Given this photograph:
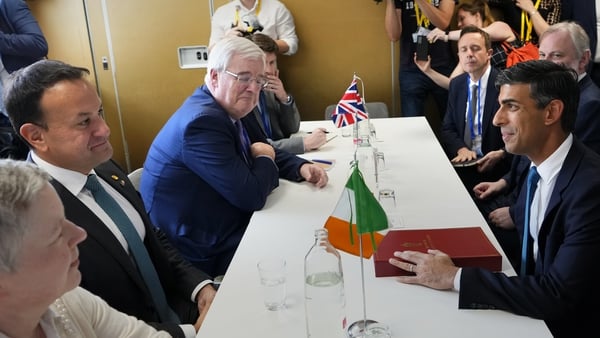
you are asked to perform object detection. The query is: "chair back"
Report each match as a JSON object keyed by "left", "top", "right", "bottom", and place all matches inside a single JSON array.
[
  {"left": 128, "top": 167, "right": 143, "bottom": 191},
  {"left": 324, "top": 102, "right": 389, "bottom": 120}
]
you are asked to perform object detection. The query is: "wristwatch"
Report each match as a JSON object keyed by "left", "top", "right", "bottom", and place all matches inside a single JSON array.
[{"left": 283, "top": 94, "right": 293, "bottom": 105}]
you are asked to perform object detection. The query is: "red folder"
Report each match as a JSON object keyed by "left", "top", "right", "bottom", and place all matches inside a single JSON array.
[{"left": 373, "top": 227, "right": 502, "bottom": 277}]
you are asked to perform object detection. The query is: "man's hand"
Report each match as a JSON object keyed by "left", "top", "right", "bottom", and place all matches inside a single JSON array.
[
  {"left": 299, "top": 163, "right": 328, "bottom": 188},
  {"left": 476, "top": 149, "right": 504, "bottom": 173},
  {"left": 451, "top": 147, "right": 477, "bottom": 163},
  {"left": 250, "top": 142, "right": 275, "bottom": 160},
  {"left": 303, "top": 128, "right": 327, "bottom": 151},
  {"left": 414, "top": 54, "right": 433, "bottom": 75},
  {"left": 194, "top": 284, "right": 217, "bottom": 332},
  {"left": 389, "top": 249, "right": 459, "bottom": 290},
  {"left": 264, "top": 71, "right": 288, "bottom": 103},
  {"left": 473, "top": 179, "right": 507, "bottom": 200},
  {"left": 488, "top": 207, "right": 515, "bottom": 230}
]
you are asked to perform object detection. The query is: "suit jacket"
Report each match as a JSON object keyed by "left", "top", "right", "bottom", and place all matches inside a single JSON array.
[
  {"left": 574, "top": 74, "right": 600, "bottom": 154},
  {"left": 50, "top": 160, "right": 210, "bottom": 338},
  {"left": 441, "top": 67, "right": 510, "bottom": 186},
  {"left": 441, "top": 67, "right": 504, "bottom": 158},
  {"left": 561, "top": 0, "right": 597, "bottom": 75},
  {"left": 460, "top": 139, "right": 600, "bottom": 337},
  {"left": 0, "top": 0, "right": 48, "bottom": 73},
  {"left": 252, "top": 90, "right": 303, "bottom": 154},
  {"left": 141, "top": 85, "right": 308, "bottom": 277}
]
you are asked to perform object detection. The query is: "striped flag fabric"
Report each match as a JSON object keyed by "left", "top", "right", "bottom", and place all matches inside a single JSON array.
[
  {"left": 331, "top": 77, "right": 368, "bottom": 128},
  {"left": 324, "top": 165, "right": 388, "bottom": 257}
]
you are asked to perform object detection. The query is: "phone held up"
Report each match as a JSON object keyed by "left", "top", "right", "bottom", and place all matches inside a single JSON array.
[{"left": 416, "top": 35, "right": 429, "bottom": 61}]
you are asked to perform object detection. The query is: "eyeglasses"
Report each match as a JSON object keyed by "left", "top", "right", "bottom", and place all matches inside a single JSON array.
[{"left": 224, "top": 70, "right": 268, "bottom": 89}]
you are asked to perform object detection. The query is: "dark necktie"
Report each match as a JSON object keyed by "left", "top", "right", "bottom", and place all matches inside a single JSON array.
[
  {"left": 520, "top": 166, "right": 540, "bottom": 276},
  {"left": 258, "top": 92, "right": 272, "bottom": 138},
  {"left": 464, "top": 83, "right": 478, "bottom": 149},
  {"left": 84, "top": 174, "right": 180, "bottom": 323},
  {"left": 235, "top": 120, "right": 251, "bottom": 164}
]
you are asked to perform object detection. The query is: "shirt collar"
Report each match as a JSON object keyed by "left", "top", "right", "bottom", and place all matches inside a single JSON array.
[
  {"left": 469, "top": 64, "right": 491, "bottom": 89},
  {"left": 31, "top": 152, "right": 94, "bottom": 196},
  {"left": 533, "top": 134, "right": 573, "bottom": 184}
]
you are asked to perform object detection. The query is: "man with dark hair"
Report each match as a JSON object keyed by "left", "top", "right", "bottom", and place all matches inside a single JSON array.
[
  {"left": 390, "top": 60, "right": 600, "bottom": 337},
  {"left": 473, "top": 21, "right": 600, "bottom": 267},
  {"left": 5, "top": 59, "right": 215, "bottom": 338},
  {"left": 246, "top": 33, "right": 326, "bottom": 154},
  {"left": 441, "top": 26, "right": 509, "bottom": 193}
]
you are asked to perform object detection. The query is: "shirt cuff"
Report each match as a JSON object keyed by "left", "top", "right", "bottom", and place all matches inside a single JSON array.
[
  {"left": 180, "top": 324, "right": 197, "bottom": 338},
  {"left": 190, "top": 280, "right": 214, "bottom": 302},
  {"left": 453, "top": 268, "right": 462, "bottom": 291}
]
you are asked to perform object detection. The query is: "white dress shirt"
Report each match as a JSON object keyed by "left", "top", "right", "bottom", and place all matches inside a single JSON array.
[
  {"left": 209, "top": 0, "right": 299, "bottom": 55},
  {"left": 31, "top": 153, "right": 206, "bottom": 338}
]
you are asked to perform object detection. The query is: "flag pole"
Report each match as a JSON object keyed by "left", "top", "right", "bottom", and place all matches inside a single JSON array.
[{"left": 359, "top": 230, "right": 369, "bottom": 332}]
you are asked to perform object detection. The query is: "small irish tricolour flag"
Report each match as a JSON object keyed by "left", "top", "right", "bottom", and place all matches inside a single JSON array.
[{"left": 324, "top": 164, "right": 388, "bottom": 258}]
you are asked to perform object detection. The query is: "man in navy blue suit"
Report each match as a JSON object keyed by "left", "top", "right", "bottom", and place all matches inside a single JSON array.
[
  {"left": 140, "top": 36, "right": 328, "bottom": 277},
  {"left": 440, "top": 26, "right": 510, "bottom": 193},
  {"left": 473, "top": 21, "right": 600, "bottom": 267},
  {"left": 561, "top": 0, "right": 600, "bottom": 87},
  {"left": 389, "top": 60, "right": 600, "bottom": 337}
]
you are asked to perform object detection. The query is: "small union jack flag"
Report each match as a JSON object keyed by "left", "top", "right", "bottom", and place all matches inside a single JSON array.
[{"left": 331, "top": 78, "right": 368, "bottom": 128}]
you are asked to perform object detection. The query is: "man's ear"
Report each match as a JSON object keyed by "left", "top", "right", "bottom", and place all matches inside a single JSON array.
[
  {"left": 544, "top": 99, "right": 564, "bottom": 126},
  {"left": 209, "top": 69, "right": 219, "bottom": 88},
  {"left": 19, "top": 123, "right": 47, "bottom": 152}
]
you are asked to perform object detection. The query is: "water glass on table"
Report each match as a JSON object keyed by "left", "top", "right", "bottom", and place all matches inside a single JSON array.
[{"left": 257, "top": 257, "right": 287, "bottom": 310}]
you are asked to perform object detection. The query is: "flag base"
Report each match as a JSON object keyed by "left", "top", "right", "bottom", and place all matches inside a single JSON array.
[{"left": 347, "top": 319, "right": 391, "bottom": 338}]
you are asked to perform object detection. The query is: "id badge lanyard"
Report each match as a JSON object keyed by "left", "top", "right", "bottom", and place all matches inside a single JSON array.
[{"left": 233, "top": 0, "right": 262, "bottom": 27}]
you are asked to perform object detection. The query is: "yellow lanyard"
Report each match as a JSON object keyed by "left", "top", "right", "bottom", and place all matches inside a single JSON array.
[
  {"left": 415, "top": 1, "right": 431, "bottom": 28},
  {"left": 521, "top": 0, "right": 541, "bottom": 42},
  {"left": 233, "top": 0, "right": 262, "bottom": 27}
]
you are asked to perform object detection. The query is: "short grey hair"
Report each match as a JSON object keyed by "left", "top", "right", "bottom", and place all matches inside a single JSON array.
[
  {"left": 0, "top": 159, "right": 50, "bottom": 273},
  {"left": 205, "top": 36, "right": 266, "bottom": 84},
  {"left": 540, "top": 21, "right": 590, "bottom": 61}
]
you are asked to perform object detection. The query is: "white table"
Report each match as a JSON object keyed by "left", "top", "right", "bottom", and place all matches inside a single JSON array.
[{"left": 196, "top": 117, "right": 551, "bottom": 338}]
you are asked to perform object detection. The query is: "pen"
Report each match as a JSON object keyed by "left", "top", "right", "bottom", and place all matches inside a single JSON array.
[
  {"left": 307, "top": 130, "right": 330, "bottom": 134},
  {"left": 311, "top": 159, "right": 333, "bottom": 165}
]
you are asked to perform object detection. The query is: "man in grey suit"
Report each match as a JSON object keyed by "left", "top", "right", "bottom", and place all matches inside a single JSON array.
[
  {"left": 247, "top": 33, "right": 327, "bottom": 154},
  {"left": 4, "top": 59, "right": 216, "bottom": 338}
]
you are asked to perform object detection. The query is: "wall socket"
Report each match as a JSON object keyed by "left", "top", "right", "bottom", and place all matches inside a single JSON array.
[{"left": 178, "top": 45, "right": 208, "bottom": 69}]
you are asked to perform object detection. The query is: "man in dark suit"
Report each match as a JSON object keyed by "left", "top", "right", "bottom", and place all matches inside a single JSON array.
[
  {"left": 473, "top": 21, "right": 600, "bottom": 267},
  {"left": 4, "top": 59, "right": 216, "bottom": 338},
  {"left": 140, "top": 36, "right": 328, "bottom": 278},
  {"left": 389, "top": 60, "right": 600, "bottom": 337},
  {"left": 441, "top": 26, "right": 510, "bottom": 192},
  {"left": 561, "top": 0, "right": 600, "bottom": 87}
]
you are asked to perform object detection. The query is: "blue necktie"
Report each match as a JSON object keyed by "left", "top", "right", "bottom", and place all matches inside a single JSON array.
[
  {"left": 235, "top": 120, "right": 251, "bottom": 164},
  {"left": 258, "top": 92, "right": 272, "bottom": 138},
  {"left": 85, "top": 174, "right": 180, "bottom": 323},
  {"left": 520, "top": 166, "right": 540, "bottom": 276}
]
